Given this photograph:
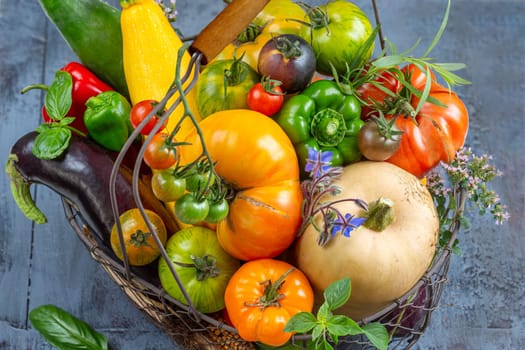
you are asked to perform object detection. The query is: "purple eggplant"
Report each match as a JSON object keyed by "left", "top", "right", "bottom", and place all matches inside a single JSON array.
[{"left": 6, "top": 131, "right": 177, "bottom": 245}]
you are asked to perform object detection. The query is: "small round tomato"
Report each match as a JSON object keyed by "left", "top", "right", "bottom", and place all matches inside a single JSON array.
[
  {"left": 224, "top": 259, "right": 314, "bottom": 347},
  {"left": 110, "top": 208, "right": 167, "bottom": 266},
  {"left": 158, "top": 226, "right": 240, "bottom": 313},
  {"left": 247, "top": 77, "right": 284, "bottom": 116},
  {"left": 143, "top": 133, "right": 178, "bottom": 170},
  {"left": 258, "top": 34, "right": 316, "bottom": 94},
  {"left": 130, "top": 100, "right": 166, "bottom": 135},
  {"left": 358, "top": 117, "right": 403, "bottom": 161},
  {"left": 174, "top": 193, "right": 209, "bottom": 224},
  {"left": 151, "top": 170, "right": 186, "bottom": 202},
  {"left": 186, "top": 171, "right": 215, "bottom": 193},
  {"left": 204, "top": 198, "right": 229, "bottom": 224}
]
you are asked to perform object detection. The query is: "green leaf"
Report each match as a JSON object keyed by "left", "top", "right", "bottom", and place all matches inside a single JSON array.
[
  {"left": 361, "top": 322, "right": 389, "bottom": 350},
  {"left": 32, "top": 127, "right": 72, "bottom": 160},
  {"left": 371, "top": 55, "right": 405, "bottom": 69},
  {"left": 326, "top": 315, "right": 362, "bottom": 336},
  {"left": 45, "top": 70, "right": 73, "bottom": 121},
  {"left": 59, "top": 116, "right": 76, "bottom": 126},
  {"left": 323, "top": 278, "right": 351, "bottom": 310},
  {"left": 284, "top": 312, "right": 318, "bottom": 333},
  {"left": 414, "top": 66, "right": 433, "bottom": 115},
  {"left": 422, "top": 0, "right": 451, "bottom": 57},
  {"left": 433, "top": 62, "right": 467, "bottom": 72},
  {"left": 29, "top": 304, "right": 108, "bottom": 350},
  {"left": 311, "top": 324, "right": 325, "bottom": 342},
  {"left": 316, "top": 302, "right": 332, "bottom": 321}
]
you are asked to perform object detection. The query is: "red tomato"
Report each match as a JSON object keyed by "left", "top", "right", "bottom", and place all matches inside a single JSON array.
[
  {"left": 143, "top": 133, "right": 178, "bottom": 170},
  {"left": 130, "top": 99, "right": 166, "bottom": 135},
  {"left": 247, "top": 80, "right": 284, "bottom": 116}
]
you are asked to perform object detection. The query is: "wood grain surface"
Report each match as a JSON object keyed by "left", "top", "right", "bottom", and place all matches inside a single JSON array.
[{"left": 1, "top": 0, "right": 523, "bottom": 349}]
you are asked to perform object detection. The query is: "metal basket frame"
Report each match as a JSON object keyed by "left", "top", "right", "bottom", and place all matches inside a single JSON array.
[{"left": 61, "top": 0, "right": 467, "bottom": 348}]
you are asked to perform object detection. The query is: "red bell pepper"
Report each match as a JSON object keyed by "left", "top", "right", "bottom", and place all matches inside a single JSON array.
[{"left": 24, "top": 62, "right": 114, "bottom": 134}]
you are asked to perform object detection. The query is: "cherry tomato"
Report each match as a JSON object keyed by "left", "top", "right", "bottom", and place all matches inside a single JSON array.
[
  {"left": 247, "top": 78, "right": 284, "bottom": 117},
  {"left": 358, "top": 117, "right": 402, "bottom": 161},
  {"left": 186, "top": 171, "right": 215, "bottom": 193},
  {"left": 143, "top": 133, "right": 178, "bottom": 170},
  {"left": 205, "top": 198, "right": 229, "bottom": 224},
  {"left": 151, "top": 170, "right": 186, "bottom": 202},
  {"left": 130, "top": 100, "right": 167, "bottom": 135},
  {"left": 174, "top": 193, "right": 210, "bottom": 224}
]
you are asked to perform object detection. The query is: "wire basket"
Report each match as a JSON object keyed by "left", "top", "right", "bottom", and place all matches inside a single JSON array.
[{"left": 60, "top": 0, "right": 467, "bottom": 349}]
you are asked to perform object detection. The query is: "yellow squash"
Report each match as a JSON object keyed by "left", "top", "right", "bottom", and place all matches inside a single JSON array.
[{"left": 120, "top": 0, "right": 200, "bottom": 139}]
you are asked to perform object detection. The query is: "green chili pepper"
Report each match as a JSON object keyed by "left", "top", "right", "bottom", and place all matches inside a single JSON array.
[
  {"left": 275, "top": 79, "right": 364, "bottom": 177},
  {"left": 84, "top": 91, "right": 132, "bottom": 151}
]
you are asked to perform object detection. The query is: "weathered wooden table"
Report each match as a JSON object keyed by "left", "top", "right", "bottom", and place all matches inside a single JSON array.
[{"left": 1, "top": 0, "right": 523, "bottom": 349}]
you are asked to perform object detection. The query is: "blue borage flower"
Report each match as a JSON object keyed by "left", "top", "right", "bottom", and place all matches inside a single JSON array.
[
  {"left": 330, "top": 213, "right": 367, "bottom": 238},
  {"left": 305, "top": 147, "right": 333, "bottom": 178},
  {"left": 299, "top": 146, "right": 368, "bottom": 245}
]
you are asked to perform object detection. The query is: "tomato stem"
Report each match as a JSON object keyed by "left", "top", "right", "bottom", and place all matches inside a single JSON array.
[
  {"left": 173, "top": 254, "right": 221, "bottom": 281},
  {"left": 129, "top": 229, "right": 153, "bottom": 247},
  {"left": 245, "top": 268, "right": 295, "bottom": 309},
  {"left": 273, "top": 36, "right": 302, "bottom": 59}
]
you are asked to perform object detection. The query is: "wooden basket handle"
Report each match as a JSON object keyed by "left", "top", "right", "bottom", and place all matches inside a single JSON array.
[{"left": 190, "top": 0, "right": 270, "bottom": 64}]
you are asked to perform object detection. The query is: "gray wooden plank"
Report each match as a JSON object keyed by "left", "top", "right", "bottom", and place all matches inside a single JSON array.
[
  {"left": 1, "top": 0, "right": 523, "bottom": 349},
  {"left": 0, "top": 0, "right": 47, "bottom": 330}
]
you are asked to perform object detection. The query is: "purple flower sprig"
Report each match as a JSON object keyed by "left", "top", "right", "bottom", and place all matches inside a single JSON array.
[
  {"left": 298, "top": 147, "right": 368, "bottom": 246},
  {"left": 426, "top": 147, "right": 509, "bottom": 252},
  {"left": 155, "top": 0, "right": 177, "bottom": 22}
]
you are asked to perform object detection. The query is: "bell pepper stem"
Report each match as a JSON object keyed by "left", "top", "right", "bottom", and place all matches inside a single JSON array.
[{"left": 20, "top": 83, "right": 49, "bottom": 94}]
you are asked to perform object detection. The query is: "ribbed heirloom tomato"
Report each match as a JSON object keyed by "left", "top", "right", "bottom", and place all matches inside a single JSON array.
[
  {"left": 358, "top": 64, "right": 469, "bottom": 177},
  {"left": 224, "top": 259, "right": 314, "bottom": 346},
  {"left": 179, "top": 109, "right": 302, "bottom": 261}
]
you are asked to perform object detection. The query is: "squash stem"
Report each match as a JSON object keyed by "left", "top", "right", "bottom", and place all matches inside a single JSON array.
[{"left": 363, "top": 197, "right": 395, "bottom": 232}]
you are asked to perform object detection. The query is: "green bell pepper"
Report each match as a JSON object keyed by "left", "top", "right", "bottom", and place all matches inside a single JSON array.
[
  {"left": 84, "top": 91, "right": 132, "bottom": 151},
  {"left": 275, "top": 79, "right": 364, "bottom": 177}
]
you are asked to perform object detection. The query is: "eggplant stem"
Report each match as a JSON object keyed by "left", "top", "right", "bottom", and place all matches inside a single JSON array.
[{"left": 5, "top": 154, "right": 47, "bottom": 224}]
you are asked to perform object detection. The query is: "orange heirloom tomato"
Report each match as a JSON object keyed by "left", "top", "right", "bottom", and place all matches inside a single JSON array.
[
  {"left": 110, "top": 208, "right": 167, "bottom": 266},
  {"left": 224, "top": 259, "right": 314, "bottom": 346},
  {"left": 180, "top": 109, "right": 302, "bottom": 261}
]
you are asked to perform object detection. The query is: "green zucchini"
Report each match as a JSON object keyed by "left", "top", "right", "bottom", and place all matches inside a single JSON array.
[{"left": 38, "top": 0, "right": 129, "bottom": 98}]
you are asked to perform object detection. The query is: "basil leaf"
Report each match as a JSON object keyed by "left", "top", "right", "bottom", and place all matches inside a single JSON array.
[
  {"left": 45, "top": 70, "right": 73, "bottom": 121},
  {"left": 326, "top": 315, "right": 361, "bottom": 336},
  {"left": 32, "top": 127, "right": 72, "bottom": 160},
  {"left": 29, "top": 304, "right": 108, "bottom": 350},
  {"left": 59, "top": 116, "right": 76, "bottom": 126},
  {"left": 284, "top": 311, "right": 318, "bottom": 333},
  {"left": 323, "top": 277, "right": 351, "bottom": 310},
  {"left": 361, "top": 322, "right": 389, "bottom": 350}
]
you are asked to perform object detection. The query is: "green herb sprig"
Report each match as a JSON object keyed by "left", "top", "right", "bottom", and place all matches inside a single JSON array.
[{"left": 284, "top": 278, "right": 388, "bottom": 350}]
